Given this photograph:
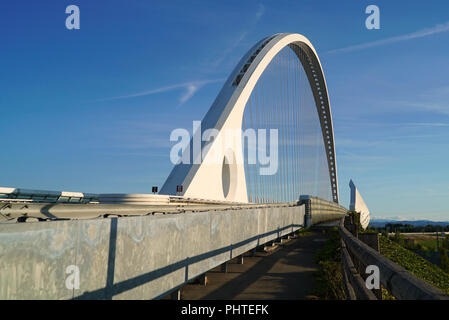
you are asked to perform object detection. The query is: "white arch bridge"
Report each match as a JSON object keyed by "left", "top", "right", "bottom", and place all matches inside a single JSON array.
[
  {"left": 161, "top": 33, "right": 339, "bottom": 204},
  {"left": 0, "top": 34, "right": 349, "bottom": 300}
]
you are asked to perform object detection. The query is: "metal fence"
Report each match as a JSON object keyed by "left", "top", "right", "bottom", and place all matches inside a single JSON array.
[{"left": 340, "top": 216, "right": 449, "bottom": 300}]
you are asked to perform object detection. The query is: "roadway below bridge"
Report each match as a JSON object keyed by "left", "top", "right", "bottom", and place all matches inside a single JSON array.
[{"left": 178, "top": 231, "right": 328, "bottom": 300}]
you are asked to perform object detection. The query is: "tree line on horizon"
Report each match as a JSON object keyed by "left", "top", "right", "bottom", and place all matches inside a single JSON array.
[{"left": 371, "top": 223, "right": 449, "bottom": 234}]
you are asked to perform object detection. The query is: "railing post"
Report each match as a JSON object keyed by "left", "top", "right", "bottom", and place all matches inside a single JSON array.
[
  {"left": 299, "top": 195, "right": 312, "bottom": 227},
  {"left": 221, "top": 262, "right": 228, "bottom": 273},
  {"left": 198, "top": 273, "right": 208, "bottom": 286},
  {"left": 170, "top": 288, "right": 181, "bottom": 300}
]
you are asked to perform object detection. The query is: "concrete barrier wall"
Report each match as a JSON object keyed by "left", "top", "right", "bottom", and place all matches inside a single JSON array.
[
  {"left": 300, "top": 196, "right": 347, "bottom": 226},
  {"left": 0, "top": 204, "right": 304, "bottom": 300}
]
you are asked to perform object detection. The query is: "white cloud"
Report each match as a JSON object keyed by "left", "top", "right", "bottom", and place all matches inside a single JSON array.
[
  {"left": 97, "top": 78, "right": 224, "bottom": 104},
  {"left": 371, "top": 215, "right": 449, "bottom": 222},
  {"left": 255, "top": 3, "right": 265, "bottom": 20},
  {"left": 386, "top": 85, "right": 449, "bottom": 116},
  {"left": 406, "top": 102, "right": 449, "bottom": 116},
  {"left": 371, "top": 216, "right": 425, "bottom": 221},
  {"left": 211, "top": 4, "right": 265, "bottom": 68},
  {"left": 402, "top": 122, "right": 449, "bottom": 127},
  {"left": 179, "top": 83, "right": 198, "bottom": 104},
  {"left": 328, "top": 21, "right": 449, "bottom": 54}
]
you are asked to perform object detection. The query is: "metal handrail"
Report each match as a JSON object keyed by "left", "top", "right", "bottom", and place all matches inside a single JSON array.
[
  {"left": 0, "top": 201, "right": 302, "bottom": 223},
  {"left": 339, "top": 218, "right": 449, "bottom": 300}
]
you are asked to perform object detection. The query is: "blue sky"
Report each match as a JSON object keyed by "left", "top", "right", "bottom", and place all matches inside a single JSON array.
[{"left": 1, "top": 1, "right": 449, "bottom": 220}]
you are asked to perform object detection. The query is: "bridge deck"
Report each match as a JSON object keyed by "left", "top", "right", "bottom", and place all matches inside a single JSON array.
[{"left": 180, "top": 231, "right": 327, "bottom": 300}]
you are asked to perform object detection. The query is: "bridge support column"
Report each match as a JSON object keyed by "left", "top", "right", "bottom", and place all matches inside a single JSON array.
[
  {"left": 198, "top": 273, "right": 208, "bottom": 286},
  {"left": 301, "top": 197, "right": 312, "bottom": 228},
  {"left": 237, "top": 255, "right": 244, "bottom": 265},
  {"left": 170, "top": 288, "right": 181, "bottom": 300},
  {"left": 221, "top": 262, "right": 228, "bottom": 273}
]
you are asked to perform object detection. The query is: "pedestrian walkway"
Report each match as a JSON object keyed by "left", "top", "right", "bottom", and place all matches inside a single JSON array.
[{"left": 181, "top": 231, "right": 328, "bottom": 300}]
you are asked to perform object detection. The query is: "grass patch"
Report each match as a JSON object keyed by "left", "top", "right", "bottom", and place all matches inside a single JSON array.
[
  {"left": 380, "top": 235, "right": 449, "bottom": 294},
  {"left": 414, "top": 239, "right": 438, "bottom": 251},
  {"left": 296, "top": 228, "right": 312, "bottom": 237},
  {"left": 312, "top": 228, "right": 346, "bottom": 300}
]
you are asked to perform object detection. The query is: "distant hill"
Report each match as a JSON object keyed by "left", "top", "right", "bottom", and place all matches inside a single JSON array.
[{"left": 369, "top": 219, "right": 449, "bottom": 228}]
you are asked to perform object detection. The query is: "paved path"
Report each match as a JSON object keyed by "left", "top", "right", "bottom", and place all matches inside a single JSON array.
[{"left": 181, "top": 231, "right": 328, "bottom": 300}]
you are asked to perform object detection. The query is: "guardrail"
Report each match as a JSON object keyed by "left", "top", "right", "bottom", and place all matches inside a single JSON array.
[
  {"left": 339, "top": 216, "right": 449, "bottom": 300},
  {"left": 0, "top": 187, "right": 98, "bottom": 203},
  {"left": 1, "top": 194, "right": 346, "bottom": 224},
  {"left": 0, "top": 201, "right": 299, "bottom": 223},
  {"left": 0, "top": 195, "right": 350, "bottom": 299},
  {"left": 299, "top": 195, "right": 347, "bottom": 227},
  {"left": 0, "top": 186, "right": 251, "bottom": 206},
  {"left": 0, "top": 201, "right": 306, "bottom": 299}
]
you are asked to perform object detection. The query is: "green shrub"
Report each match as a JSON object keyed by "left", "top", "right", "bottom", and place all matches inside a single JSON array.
[
  {"left": 380, "top": 236, "right": 449, "bottom": 294},
  {"left": 312, "top": 228, "right": 346, "bottom": 300},
  {"left": 392, "top": 231, "right": 405, "bottom": 246},
  {"left": 296, "top": 228, "right": 311, "bottom": 237}
]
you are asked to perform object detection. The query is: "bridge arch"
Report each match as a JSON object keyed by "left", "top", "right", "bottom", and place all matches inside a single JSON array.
[{"left": 161, "top": 33, "right": 339, "bottom": 203}]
